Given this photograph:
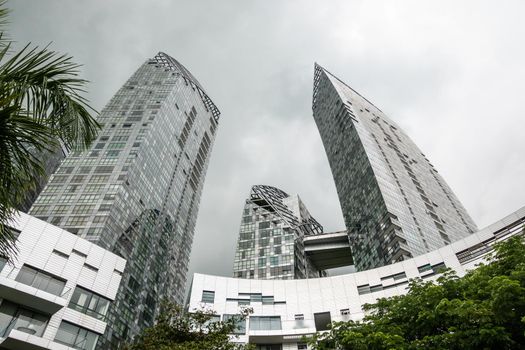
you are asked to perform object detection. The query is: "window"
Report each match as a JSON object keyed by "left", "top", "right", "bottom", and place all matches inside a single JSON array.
[
  {"left": 99, "top": 204, "right": 111, "bottom": 211},
  {"left": 262, "top": 296, "right": 274, "bottom": 305},
  {"left": 73, "top": 205, "right": 95, "bottom": 214},
  {"left": 69, "top": 286, "right": 110, "bottom": 320},
  {"left": 250, "top": 294, "right": 262, "bottom": 303},
  {"left": 71, "top": 175, "right": 86, "bottom": 183},
  {"left": 105, "top": 150, "right": 121, "bottom": 157},
  {"left": 51, "top": 216, "right": 63, "bottom": 225},
  {"left": 204, "top": 315, "right": 220, "bottom": 326},
  {"left": 418, "top": 264, "right": 432, "bottom": 273},
  {"left": 94, "top": 166, "right": 114, "bottom": 173},
  {"left": 340, "top": 309, "right": 350, "bottom": 315},
  {"left": 223, "top": 314, "right": 246, "bottom": 334},
  {"left": 0, "top": 301, "right": 48, "bottom": 337},
  {"left": 108, "top": 142, "right": 125, "bottom": 150},
  {"left": 201, "top": 290, "right": 215, "bottom": 303},
  {"left": 66, "top": 216, "right": 88, "bottom": 226},
  {"left": 259, "top": 222, "right": 270, "bottom": 229},
  {"left": 314, "top": 312, "right": 331, "bottom": 331},
  {"left": 249, "top": 316, "right": 281, "bottom": 331},
  {"left": 357, "top": 284, "right": 371, "bottom": 295},
  {"left": 370, "top": 285, "right": 383, "bottom": 293},
  {"left": 78, "top": 166, "right": 92, "bottom": 174},
  {"left": 57, "top": 166, "right": 74, "bottom": 174},
  {"left": 259, "top": 238, "right": 270, "bottom": 246},
  {"left": 84, "top": 264, "right": 98, "bottom": 272},
  {"left": 93, "top": 216, "right": 107, "bottom": 224},
  {"left": 256, "top": 346, "right": 282, "bottom": 350},
  {"left": 54, "top": 321, "right": 98, "bottom": 350},
  {"left": 15, "top": 265, "right": 66, "bottom": 296},
  {"left": 52, "top": 250, "right": 69, "bottom": 259},
  {"left": 432, "top": 262, "right": 447, "bottom": 273},
  {"left": 90, "top": 175, "right": 109, "bottom": 183}
]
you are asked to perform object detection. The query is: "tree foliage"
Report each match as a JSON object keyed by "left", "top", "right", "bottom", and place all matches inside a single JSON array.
[
  {"left": 126, "top": 302, "right": 255, "bottom": 350},
  {"left": 308, "top": 236, "right": 525, "bottom": 350},
  {"left": 0, "top": 0, "right": 99, "bottom": 259}
]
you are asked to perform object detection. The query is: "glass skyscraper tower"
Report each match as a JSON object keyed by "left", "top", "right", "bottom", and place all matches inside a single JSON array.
[
  {"left": 29, "top": 52, "right": 220, "bottom": 347},
  {"left": 312, "top": 64, "right": 477, "bottom": 271},
  {"left": 233, "top": 185, "right": 326, "bottom": 280}
]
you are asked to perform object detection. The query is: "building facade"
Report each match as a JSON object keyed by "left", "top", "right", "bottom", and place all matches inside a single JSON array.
[
  {"left": 188, "top": 207, "right": 525, "bottom": 350},
  {"left": 233, "top": 185, "right": 325, "bottom": 280},
  {"left": 312, "top": 64, "right": 477, "bottom": 270},
  {"left": 0, "top": 212, "right": 125, "bottom": 350},
  {"left": 17, "top": 145, "right": 66, "bottom": 213},
  {"left": 29, "top": 52, "right": 220, "bottom": 347}
]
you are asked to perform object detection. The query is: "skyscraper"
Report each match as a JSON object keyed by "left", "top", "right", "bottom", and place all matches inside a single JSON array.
[
  {"left": 29, "top": 52, "right": 220, "bottom": 347},
  {"left": 233, "top": 185, "right": 326, "bottom": 280},
  {"left": 17, "top": 145, "right": 66, "bottom": 212},
  {"left": 312, "top": 64, "right": 477, "bottom": 270}
]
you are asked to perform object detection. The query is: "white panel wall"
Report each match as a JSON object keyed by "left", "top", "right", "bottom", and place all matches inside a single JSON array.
[
  {"left": 0, "top": 213, "right": 126, "bottom": 348},
  {"left": 188, "top": 206, "right": 525, "bottom": 348}
]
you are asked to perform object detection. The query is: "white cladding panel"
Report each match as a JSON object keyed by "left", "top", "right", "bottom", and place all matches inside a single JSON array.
[{"left": 0, "top": 212, "right": 126, "bottom": 349}]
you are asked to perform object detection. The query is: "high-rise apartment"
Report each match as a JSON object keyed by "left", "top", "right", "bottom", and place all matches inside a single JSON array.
[
  {"left": 233, "top": 185, "right": 326, "bottom": 280},
  {"left": 17, "top": 146, "right": 66, "bottom": 212},
  {"left": 312, "top": 64, "right": 477, "bottom": 270},
  {"left": 29, "top": 52, "right": 220, "bottom": 347}
]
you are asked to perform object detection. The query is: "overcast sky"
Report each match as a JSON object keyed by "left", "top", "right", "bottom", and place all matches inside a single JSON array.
[{"left": 10, "top": 1, "right": 525, "bottom": 286}]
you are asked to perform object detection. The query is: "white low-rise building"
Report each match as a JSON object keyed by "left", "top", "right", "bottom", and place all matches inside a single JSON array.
[
  {"left": 188, "top": 206, "right": 525, "bottom": 350},
  {"left": 0, "top": 212, "right": 126, "bottom": 350}
]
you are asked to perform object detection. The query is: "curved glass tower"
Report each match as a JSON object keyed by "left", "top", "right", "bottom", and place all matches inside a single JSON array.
[
  {"left": 233, "top": 185, "right": 326, "bottom": 280},
  {"left": 312, "top": 64, "right": 477, "bottom": 270},
  {"left": 30, "top": 52, "right": 219, "bottom": 347}
]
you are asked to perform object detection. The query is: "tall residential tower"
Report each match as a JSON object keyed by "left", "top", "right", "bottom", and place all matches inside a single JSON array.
[
  {"left": 233, "top": 185, "right": 326, "bottom": 280},
  {"left": 312, "top": 64, "right": 477, "bottom": 270},
  {"left": 29, "top": 52, "right": 220, "bottom": 347}
]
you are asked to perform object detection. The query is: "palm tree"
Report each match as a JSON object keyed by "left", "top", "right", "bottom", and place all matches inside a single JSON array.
[{"left": 0, "top": 1, "right": 99, "bottom": 260}]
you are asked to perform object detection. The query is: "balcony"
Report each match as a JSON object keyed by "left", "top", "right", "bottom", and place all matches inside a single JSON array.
[
  {"left": 0, "top": 267, "right": 68, "bottom": 315},
  {"left": 0, "top": 301, "right": 51, "bottom": 350},
  {"left": 0, "top": 329, "right": 52, "bottom": 350}
]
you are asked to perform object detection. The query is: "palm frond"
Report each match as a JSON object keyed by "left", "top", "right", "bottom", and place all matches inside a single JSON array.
[
  {"left": 0, "top": 98, "right": 56, "bottom": 260},
  {"left": 0, "top": 43, "right": 100, "bottom": 150}
]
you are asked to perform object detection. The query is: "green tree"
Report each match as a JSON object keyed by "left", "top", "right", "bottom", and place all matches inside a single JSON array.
[
  {"left": 308, "top": 236, "right": 525, "bottom": 350},
  {"left": 0, "top": 0, "right": 99, "bottom": 259},
  {"left": 125, "top": 302, "right": 255, "bottom": 350}
]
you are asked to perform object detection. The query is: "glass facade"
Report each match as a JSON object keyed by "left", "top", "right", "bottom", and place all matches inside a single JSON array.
[
  {"left": 54, "top": 321, "right": 98, "bottom": 350},
  {"left": 233, "top": 185, "right": 326, "bottom": 280},
  {"left": 312, "top": 64, "right": 477, "bottom": 270},
  {"left": 29, "top": 52, "right": 219, "bottom": 347},
  {"left": 249, "top": 316, "right": 282, "bottom": 331},
  {"left": 68, "top": 286, "right": 111, "bottom": 320},
  {"left": 15, "top": 265, "right": 66, "bottom": 296}
]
